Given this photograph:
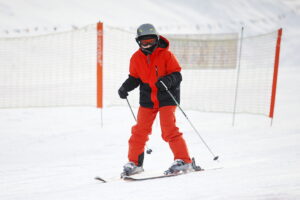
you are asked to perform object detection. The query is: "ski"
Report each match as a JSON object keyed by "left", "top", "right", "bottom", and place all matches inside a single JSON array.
[
  {"left": 94, "top": 170, "right": 196, "bottom": 183},
  {"left": 122, "top": 167, "right": 223, "bottom": 182},
  {"left": 122, "top": 168, "right": 203, "bottom": 181},
  {"left": 95, "top": 158, "right": 221, "bottom": 183},
  {"left": 95, "top": 167, "right": 222, "bottom": 183}
]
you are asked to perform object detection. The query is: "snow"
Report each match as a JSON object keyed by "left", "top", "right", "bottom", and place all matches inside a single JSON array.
[
  {"left": 0, "top": 70, "right": 299, "bottom": 200},
  {"left": 0, "top": 0, "right": 300, "bottom": 199}
]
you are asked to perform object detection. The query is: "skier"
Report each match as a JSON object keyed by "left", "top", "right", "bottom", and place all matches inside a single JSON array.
[{"left": 118, "top": 23, "right": 193, "bottom": 176}]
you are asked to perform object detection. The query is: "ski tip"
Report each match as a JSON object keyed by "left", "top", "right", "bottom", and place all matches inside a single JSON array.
[{"left": 94, "top": 176, "right": 107, "bottom": 183}]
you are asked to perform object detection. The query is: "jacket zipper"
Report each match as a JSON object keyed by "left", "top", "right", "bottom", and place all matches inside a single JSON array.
[{"left": 147, "top": 55, "right": 150, "bottom": 65}]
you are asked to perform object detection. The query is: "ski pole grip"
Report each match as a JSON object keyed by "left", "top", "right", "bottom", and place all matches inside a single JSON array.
[{"left": 159, "top": 80, "right": 168, "bottom": 91}]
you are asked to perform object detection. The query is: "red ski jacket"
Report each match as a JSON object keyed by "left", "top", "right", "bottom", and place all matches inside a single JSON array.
[{"left": 122, "top": 36, "right": 182, "bottom": 108}]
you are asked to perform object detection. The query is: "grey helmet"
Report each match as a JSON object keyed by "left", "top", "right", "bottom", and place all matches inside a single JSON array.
[
  {"left": 136, "top": 23, "right": 159, "bottom": 40},
  {"left": 135, "top": 23, "right": 159, "bottom": 54}
]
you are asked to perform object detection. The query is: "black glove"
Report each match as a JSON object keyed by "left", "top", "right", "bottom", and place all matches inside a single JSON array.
[
  {"left": 118, "top": 86, "right": 128, "bottom": 99},
  {"left": 156, "top": 76, "right": 172, "bottom": 91},
  {"left": 156, "top": 72, "right": 182, "bottom": 91}
]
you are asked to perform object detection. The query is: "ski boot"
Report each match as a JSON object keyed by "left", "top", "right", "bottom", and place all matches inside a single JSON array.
[
  {"left": 120, "top": 162, "right": 144, "bottom": 178},
  {"left": 164, "top": 157, "right": 202, "bottom": 175}
]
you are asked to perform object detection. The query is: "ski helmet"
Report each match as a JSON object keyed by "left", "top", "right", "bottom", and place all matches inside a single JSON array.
[
  {"left": 136, "top": 23, "right": 159, "bottom": 40},
  {"left": 136, "top": 23, "right": 159, "bottom": 54}
]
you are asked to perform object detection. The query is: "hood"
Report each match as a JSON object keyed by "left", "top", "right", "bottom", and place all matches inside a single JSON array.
[{"left": 157, "top": 35, "right": 169, "bottom": 49}]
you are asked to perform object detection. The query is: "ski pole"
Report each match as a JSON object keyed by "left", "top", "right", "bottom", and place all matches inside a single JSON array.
[
  {"left": 126, "top": 97, "right": 137, "bottom": 121},
  {"left": 125, "top": 98, "right": 153, "bottom": 154},
  {"left": 159, "top": 81, "right": 219, "bottom": 161}
]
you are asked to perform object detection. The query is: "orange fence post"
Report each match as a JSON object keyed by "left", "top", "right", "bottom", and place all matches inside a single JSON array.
[
  {"left": 97, "top": 22, "right": 103, "bottom": 108},
  {"left": 269, "top": 28, "right": 282, "bottom": 118}
]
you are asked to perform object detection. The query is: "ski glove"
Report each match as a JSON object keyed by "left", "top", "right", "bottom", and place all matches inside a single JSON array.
[
  {"left": 156, "top": 72, "right": 182, "bottom": 91},
  {"left": 118, "top": 86, "right": 128, "bottom": 99},
  {"left": 155, "top": 72, "right": 182, "bottom": 91},
  {"left": 156, "top": 77, "right": 172, "bottom": 91}
]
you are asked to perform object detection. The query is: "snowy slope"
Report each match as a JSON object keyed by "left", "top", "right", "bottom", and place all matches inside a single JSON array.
[
  {"left": 0, "top": 0, "right": 300, "bottom": 200},
  {"left": 0, "top": 66, "right": 299, "bottom": 200}
]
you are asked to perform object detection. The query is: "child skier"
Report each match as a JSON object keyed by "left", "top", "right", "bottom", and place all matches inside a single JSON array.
[{"left": 118, "top": 23, "right": 193, "bottom": 176}]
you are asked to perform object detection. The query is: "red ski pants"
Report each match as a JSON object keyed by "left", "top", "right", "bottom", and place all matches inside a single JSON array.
[{"left": 128, "top": 106, "right": 191, "bottom": 166}]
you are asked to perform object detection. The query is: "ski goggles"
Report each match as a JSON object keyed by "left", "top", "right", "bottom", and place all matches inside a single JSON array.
[{"left": 139, "top": 38, "right": 157, "bottom": 47}]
